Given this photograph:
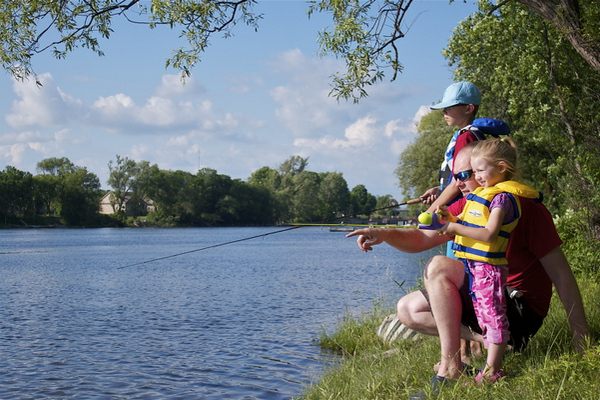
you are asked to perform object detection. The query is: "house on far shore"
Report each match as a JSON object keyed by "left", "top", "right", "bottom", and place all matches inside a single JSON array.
[{"left": 99, "top": 191, "right": 155, "bottom": 217}]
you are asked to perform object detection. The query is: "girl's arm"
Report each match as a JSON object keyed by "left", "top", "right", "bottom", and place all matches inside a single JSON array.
[
  {"left": 440, "top": 207, "right": 505, "bottom": 243},
  {"left": 436, "top": 206, "right": 458, "bottom": 223}
]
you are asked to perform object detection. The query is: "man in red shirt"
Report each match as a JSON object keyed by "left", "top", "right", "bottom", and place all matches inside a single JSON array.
[{"left": 347, "top": 144, "right": 589, "bottom": 397}]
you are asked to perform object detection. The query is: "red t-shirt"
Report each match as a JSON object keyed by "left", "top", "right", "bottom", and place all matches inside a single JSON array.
[
  {"left": 452, "top": 130, "right": 479, "bottom": 174},
  {"left": 448, "top": 197, "right": 560, "bottom": 316}
]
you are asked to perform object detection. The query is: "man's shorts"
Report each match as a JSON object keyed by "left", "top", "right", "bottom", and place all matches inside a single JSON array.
[{"left": 420, "top": 274, "right": 545, "bottom": 351}]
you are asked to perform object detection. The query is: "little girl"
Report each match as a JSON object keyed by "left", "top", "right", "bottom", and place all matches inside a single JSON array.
[{"left": 438, "top": 137, "right": 540, "bottom": 383}]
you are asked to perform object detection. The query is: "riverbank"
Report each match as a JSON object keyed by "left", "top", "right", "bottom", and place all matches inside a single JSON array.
[{"left": 296, "top": 273, "right": 600, "bottom": 399}]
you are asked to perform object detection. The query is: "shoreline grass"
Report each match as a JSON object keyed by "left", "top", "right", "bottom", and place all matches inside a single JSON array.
[{"left": 296, "top": 273, "right": 600, "bottom": 399}]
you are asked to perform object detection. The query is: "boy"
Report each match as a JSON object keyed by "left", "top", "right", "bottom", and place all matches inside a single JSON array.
[{"left": 421, "top": 81, "right": 482, "bottom": 208}]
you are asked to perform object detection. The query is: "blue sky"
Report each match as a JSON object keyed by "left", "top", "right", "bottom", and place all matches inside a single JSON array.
[{"left": 0, "top": 0, "right": 478, "bottom": 197}]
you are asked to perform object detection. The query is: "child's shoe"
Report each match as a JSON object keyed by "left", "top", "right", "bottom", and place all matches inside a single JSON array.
[{"left": 463, "top": 369, "right": 505, "bottom": 387}]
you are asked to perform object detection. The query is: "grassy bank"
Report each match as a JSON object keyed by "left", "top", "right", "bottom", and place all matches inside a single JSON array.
[{"left": 296, "top": 274, "right": 600, "bottom": 399}]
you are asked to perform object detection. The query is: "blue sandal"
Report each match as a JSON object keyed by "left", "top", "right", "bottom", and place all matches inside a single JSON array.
[{"left": 409, "top": 374, "right": 454, "bottom": 399}]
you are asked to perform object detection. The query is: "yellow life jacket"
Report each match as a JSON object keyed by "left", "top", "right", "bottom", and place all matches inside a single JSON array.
[{"left": 452, "top": 181, "right": 540, "bottom": 264}]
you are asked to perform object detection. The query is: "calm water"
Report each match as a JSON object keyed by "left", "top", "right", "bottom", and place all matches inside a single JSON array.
[{"left": 0, "top": 227, "right": 439, "bottom": 399}]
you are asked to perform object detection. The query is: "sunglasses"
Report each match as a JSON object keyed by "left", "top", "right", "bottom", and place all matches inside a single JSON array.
[{"left": 453, "top": 169, "right": 474, "bottom": 182}]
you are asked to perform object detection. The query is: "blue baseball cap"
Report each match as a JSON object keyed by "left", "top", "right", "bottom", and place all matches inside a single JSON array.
[{"left": 430, "top": 81, "right": 481, "bottom": 110}]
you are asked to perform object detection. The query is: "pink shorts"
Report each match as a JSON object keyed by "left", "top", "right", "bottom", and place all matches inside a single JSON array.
[{"left": 466, "top": 260, "right": 510, "bottom": 347}]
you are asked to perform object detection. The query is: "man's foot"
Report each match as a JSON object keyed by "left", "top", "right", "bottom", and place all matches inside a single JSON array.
[
  {"left": 470, "top": 340, "right": 483, "bottom": 357},
  {"left": 409, "top": 374, "right": 454, "bottom": 399},
  {"left": 434, "top": 361, "right": 476, "bottom": 376}
]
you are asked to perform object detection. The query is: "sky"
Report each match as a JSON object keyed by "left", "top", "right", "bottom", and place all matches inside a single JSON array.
[{"left": 0, "top": 0, "right": 479, "bottom": 197}]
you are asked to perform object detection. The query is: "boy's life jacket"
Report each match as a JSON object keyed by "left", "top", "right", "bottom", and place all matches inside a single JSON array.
[
  {"left": 451, "top": 181, "right": 540, "bottom": 265},
  {"left": 439, "top": 118, "right": 510, "bottom": 190}
]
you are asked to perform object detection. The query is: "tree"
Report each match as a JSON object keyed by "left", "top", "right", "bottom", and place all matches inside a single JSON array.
[
  {"left": 2, "top": 1, "right": 599, "bottom": 102},
  {"left": 247, "top": 166, "right": 285, "bottom": 221},
  {"left": 148, "top": 169, "right": 196, "bottom": 223},
  {"left": 444, "top": 1, "right": 600, "bottom": 239},
  {"left": 514, "top": 0, "right": 600, "bottom": 74},
  {"left": 312, "top": 0, "right": 600, "bottom": 100},
  {"left": 374, "top": 194, "right": 399, "bottom": 217},
  {"left": 227, "top": 179, "right": 275, "bottom": 225},
  {"left": 288, "top": 170, "right": 322, "bottom": 222},
  {"left": 0, "top": 0, "right": 260, "bottom": 83},
  {"left": 58, "top": 166, "right": 102, "bottom": 225},
  {"left": 129, "top": 160, "right": 160, "bottom": 217},
  {"left": 0, "top": 166, "right": 34, "bottom": 222},
  {"left": 33, "top": 174, "right": 58, "bottom": 215},
  {"left": 395, "top": 110, "right": 453, "bottom": 201},
  {"left": 37, "top": 157, "right": 76, "bottom": 175},
  {"left": 34, "top": 157, "right": 102, "bottom": 224},
  {"left": 317, "top": 172, "right": 350, "bottom": 220},
  {"left": 193, "top": 167, "right": 234, "bottom": 225},
  {"left": 349, "top": 184, "right": 376, "bottom": 216},
  {"left": 107, "top": 155, "right": 138, "bottom": 214},
  {"left": 247, "top": 166, "right": 281, "bottom": 190},
  {"left": 278, "top": 155, "right": 309, "bottom": 176},
  {"left": 35, "top": 157, "right": 77, "bottom": 215}
]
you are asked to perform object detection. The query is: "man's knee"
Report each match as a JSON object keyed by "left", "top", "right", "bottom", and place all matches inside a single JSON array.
[
  {"left": 397, "top": 291, "right": 429, "bottom": 326},
  {"left": 424, "top": 255, "right": 464, "bottom": 286}
]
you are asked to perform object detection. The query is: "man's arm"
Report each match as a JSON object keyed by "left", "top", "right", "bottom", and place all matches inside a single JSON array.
[
  {"left": 540, "top": 247, "right": 590, "bottom": 352},
  {"left": 346, "top": 226, "right": 449, "bottom": 253}
]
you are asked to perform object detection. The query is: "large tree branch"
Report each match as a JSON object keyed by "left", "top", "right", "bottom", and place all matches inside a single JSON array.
[
  {"left": 516, "top": 0, "right": 600, "bottom": 74},
  {"left": 32, "top": 0, "right": 140, "bottom": 54}
]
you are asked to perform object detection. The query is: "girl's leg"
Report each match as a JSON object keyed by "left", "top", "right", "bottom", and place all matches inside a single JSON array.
[
  {"left": 485, "top": 342, "right": 507, "bottom": 375},
  {"left": 470, "top": 263, "right": 510, "bottom": 377}
]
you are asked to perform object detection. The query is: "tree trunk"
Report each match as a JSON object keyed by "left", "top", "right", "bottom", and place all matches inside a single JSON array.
[{"left": 518, "top": 0, "right": 600, "bottom": 74}]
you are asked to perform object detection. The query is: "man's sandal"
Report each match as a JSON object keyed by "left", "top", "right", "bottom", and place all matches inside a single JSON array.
[{"left": 409, "top": 374, "right": 454, "bottom": 399}]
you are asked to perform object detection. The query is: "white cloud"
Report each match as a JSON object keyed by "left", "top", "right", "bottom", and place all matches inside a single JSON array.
[
  {"left": 166, "top": 135, "right": 189, "bottom": 147},
  {"left": 54, "top": 129, "right": 69, "bottom": 142},
  {"left": 387, "top": 106, "right": 429, "bottom": 156},
  {"left": 155, "top": 74, "right": 204, "bottom": 98},
  {"left": 413, "top": 105, "right": 431, "bottom": 125},
  {"left": 131, "top": 143, "right": 151, "bottom": 161},
  {"left": 0, "top": 143, "right": 28, "bottom": 164},
  {"left": 6, "top": 73, "right": 84, "bottom": 128},
  {"left": 269, "top": 49, "right": 347, "bottom": 137},
  {"left": 5, "top": 72, "right": 260, "bottom": 140},
  {"left": 293, "top": 116, "right": 379, "bottom": 151},
  {"left": 0, "top": 49, "right": 434, "bottom": 197},
  {"left": 0, "top": 130, "right": 47, "bottom": 143}
]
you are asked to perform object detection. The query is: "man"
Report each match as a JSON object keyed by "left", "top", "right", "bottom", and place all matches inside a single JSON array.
[{"left": 347, "top": 145, "right": 589, "bottom": 398}]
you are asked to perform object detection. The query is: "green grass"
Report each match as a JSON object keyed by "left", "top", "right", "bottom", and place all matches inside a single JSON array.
[{"left": 295, "top": 275, "right": 600, "bottom": 399}]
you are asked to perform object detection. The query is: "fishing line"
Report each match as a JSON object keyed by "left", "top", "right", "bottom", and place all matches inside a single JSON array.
[{"left": 118, "top": 197, "right": 422, "bottom": 269}]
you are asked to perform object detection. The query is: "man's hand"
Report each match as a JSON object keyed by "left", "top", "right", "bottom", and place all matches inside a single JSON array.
[{"left": 346, "top": 228, "right": 390, "bottom": 252}]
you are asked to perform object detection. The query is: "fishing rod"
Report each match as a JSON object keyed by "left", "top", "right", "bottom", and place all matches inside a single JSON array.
[{"left": 118, "top": 197, "right": 423, "bottom": 269}]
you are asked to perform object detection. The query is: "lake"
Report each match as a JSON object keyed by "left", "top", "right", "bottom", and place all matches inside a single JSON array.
[{"left": 0, "top": 227, "right": 440, "bottom": 399}]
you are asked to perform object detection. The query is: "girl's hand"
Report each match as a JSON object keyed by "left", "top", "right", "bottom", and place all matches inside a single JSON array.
[{"left": 436, "top": 206, "right": 457, "bottom": 223}]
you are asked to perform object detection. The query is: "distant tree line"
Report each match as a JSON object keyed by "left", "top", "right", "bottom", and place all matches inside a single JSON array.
[
  {"left": 0, "top": 157, "right": 102, "bottom": 226},
  {"left": 0, "top": 155, "right": 398, "bottom": 228}
]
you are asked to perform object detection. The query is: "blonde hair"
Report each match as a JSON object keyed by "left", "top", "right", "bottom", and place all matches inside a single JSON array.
[{"left": 471, "top": 137, "right": 518, "bottom": 180}]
